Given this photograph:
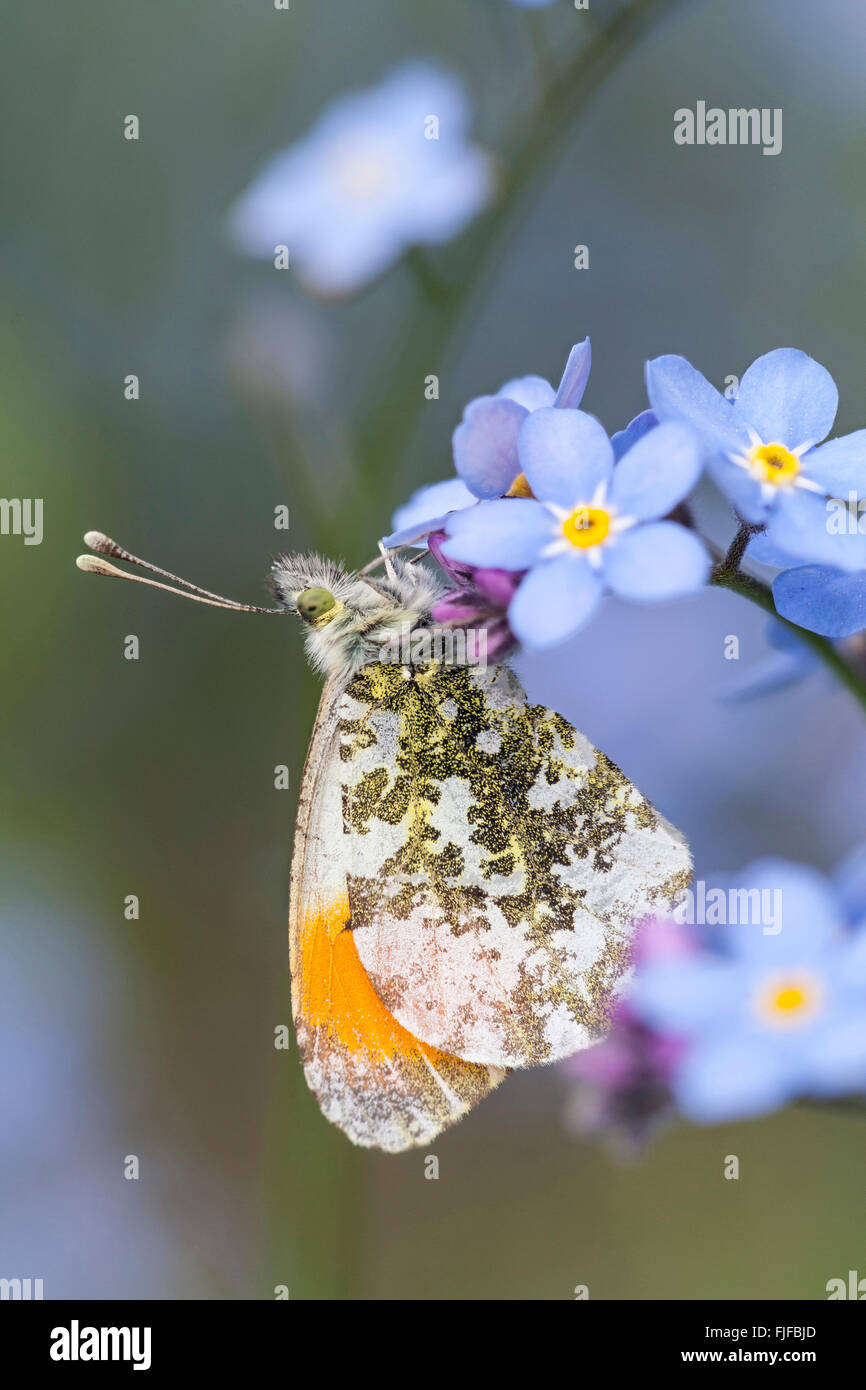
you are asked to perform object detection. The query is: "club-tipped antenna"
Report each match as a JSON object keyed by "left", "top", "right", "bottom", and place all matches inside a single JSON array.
[{"left": 76, "top": 531, "right": 286, "bottom": 614}]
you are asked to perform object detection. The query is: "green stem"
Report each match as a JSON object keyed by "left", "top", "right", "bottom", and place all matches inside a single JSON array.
[
  {"left": 718, "top": 519, "right": 760, "bottom": 575},
  {"left": 404, "top": 247, "right": 455, "bottom": 308},
  {"left": 709, "top": 564, "right": 866, "bottom": 713},
  {"left": 352, "top": 0, "right": 689, "bottom": 539},
  {"left": 526, "top": 12, "right": 556, "bottom": 92}
]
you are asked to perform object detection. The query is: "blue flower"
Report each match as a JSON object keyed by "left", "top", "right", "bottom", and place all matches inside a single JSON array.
[
  {"left": 631, "top": 857, "right": 866, "bottom": 1123},
  {"left": 388, "top": 477, "right": 478, "bottom": 549},
  {"left": 719, "top": 621, "right": 821, "bottom": 701},
  {"left": 383, "top": 339, "right": 591, "bottom": 548},
  {"left": 442, "top": 408, "right": 709, "bottom": 648},
  {"left": 228, "top": 62, "right": 493, "bottom": 295},
  {"left": 506, "top": 0, "right": 558, "bottom": 7},
  {"left": 646, "top": 349, "right": 866, "bottom": 573},
  {"left": 773, "top": 564, "right": 866, "bottom": 638}
]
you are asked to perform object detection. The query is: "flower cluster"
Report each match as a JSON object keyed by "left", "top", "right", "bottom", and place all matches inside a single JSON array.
[
  {"left": 389, "top": 342, "right": 866, "bottom": 654},
  {"left": 563, "top": 851, "right": 866, "bottom": 1148},
  {"left": 226, "top": 59, "right": 866, "bottom": 662}
]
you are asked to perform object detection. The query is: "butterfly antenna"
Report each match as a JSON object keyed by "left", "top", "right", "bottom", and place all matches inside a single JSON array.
[
  {"left": 358, "top": 540, "right": 414, "bottom": 579},
  {"left": 75, "top": 531, "right": 286, "bottom": 614}
]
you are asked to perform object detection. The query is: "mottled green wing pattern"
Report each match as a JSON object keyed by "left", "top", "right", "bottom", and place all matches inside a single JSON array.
[{"left": 338, "top": 661, "right": 691, "bottom": 1069}]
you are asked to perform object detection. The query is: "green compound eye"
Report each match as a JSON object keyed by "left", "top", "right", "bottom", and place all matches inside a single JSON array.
[{"left": 296, "top": 586, "right": 337, "bottom": 624}]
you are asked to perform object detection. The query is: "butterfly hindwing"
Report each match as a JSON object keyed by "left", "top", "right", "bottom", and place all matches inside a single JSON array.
[
  {"left": 340, "top": 661, "right": 691, "bottom": 1070},
  {"left": 289, "top": 677, "right": 506, "bottom": 1153}
]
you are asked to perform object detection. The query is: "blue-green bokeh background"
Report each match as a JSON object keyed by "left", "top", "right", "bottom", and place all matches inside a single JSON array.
[{"left": 1, "top": 0, "right": 864, "bottom": 1298}]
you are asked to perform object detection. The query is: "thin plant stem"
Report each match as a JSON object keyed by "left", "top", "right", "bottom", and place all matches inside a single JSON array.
[
  {"left": 404, "top": 247, "right": 455, "bottom": 308},
  {"left": 352, "top": 0, "right": 690, "bottom": 537},
  {"left": 716, "top": 519, "right": 761, "bottom": 577}
]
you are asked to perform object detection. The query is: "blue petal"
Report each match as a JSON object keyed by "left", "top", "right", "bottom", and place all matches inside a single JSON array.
[
  {"left": 552, "top": 338, "right": 592, "bottom": 410},
  {"left": 707, "top": 457, "right": 770, "bottom": 524},
  {"left": 646, "top": 355, "right": 750, "bottom": 454},
  {"left": 496, "top": 375, "right": 555, "bottom": 411},
  {"left": 602, "top": 522, "right": 710, "bottom": 601},
  {"left": 719, "top": 858, "right": 839, "bottom": 960},
  {"left": 734, "top": 348, "right": 838, "bottom": 449},
  {"left": 404, "top": 145, "right": 494, "bottom": 245},
  {"left": 517, "top": 408, "right": 613, "bottom": 508},
  {"left": 719, "top": 647, "right": 817, "bottom": 703},
  {"left": 386, "top": 477, "right": 476, "bottom": 547},
  {"left": 804, "top": 430, "right": 866, "bottom": 494},
  {"left": 773, "top": 565, "right": 866, "bottom": 638},
  {"left": 832, "top": 845, "right": 866, "bottom": 928},
  {"left": 508, "top": 552, "right": 602, "bottom": 648},
  {"left": 766, "top": 619, "right": 817, "bottom": 655},
  {"left": 719, "top": 622, "right": 818, "bottom": 702},
  {"left": 297, "top": 221, "right": 406, "bottom": 295},
  {"left": 767, "top": 489, "right": 866, "bottom": 573},
  {"left": 674, "top": 1034, "right": 792, "bottom": 1123},
  {"left": 442, "top": 497, "right": 551, "bottom": 568},
  {"left": 374, "top": 61, "right": 474, "bottom": 138},
  {"left": 452, "top": 396, "right": 527, "bottom": 499},
  {"left": 803, "top": 1016, "right": 866, "bottom": 1094},
  {"left": 609, "top": 422, "right": 703, "bottom": 520},
  {"left": 747, "top": 531, "right": 799, "bottom": 569},
  {"left": 611, "top": 409, "right": 658, "bottom": 462},
  {"left": 631, "top": 958, "right": 741, "bottom": 1034},
  {"left": 836, "top": 929, "right": 866, "bottom": 988}
]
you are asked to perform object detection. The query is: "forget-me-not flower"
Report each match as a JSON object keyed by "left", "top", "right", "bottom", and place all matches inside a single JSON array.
[
  {"left": 632, "top": 857, "right": 866, "bottom": 1123},
  {"left": 228, "top": 62, "right": 494, "bottom": 295},
  {"left": 646, "top": 349, "right": 866, "bottom": 572},
  {"left": 442, "top": 408, "right": 709, "bottom": 648},
  {"left": 773, "top": 564, "right": 866, "bottom": 639},
  {"left": 384, "top": 340, "right": 592, "bottom": 549},
  {"left": 720, "top": 621, "right": 822, "bottom": 701}
]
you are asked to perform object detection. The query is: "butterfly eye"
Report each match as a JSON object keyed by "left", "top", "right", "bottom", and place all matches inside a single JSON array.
[{"left": 296, "top": 586, "right": 337, "bottom": 623}]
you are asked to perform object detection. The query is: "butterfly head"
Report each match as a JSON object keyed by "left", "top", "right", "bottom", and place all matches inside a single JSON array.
[
  {"left": 272, "top": 551, "right": 445, "bottom": 685},
  {"left": 295, "top": 585, "right": 344, "bottom": 628}
]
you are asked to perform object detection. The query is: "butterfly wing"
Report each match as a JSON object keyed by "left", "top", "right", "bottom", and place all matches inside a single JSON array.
[
  {"left": 341, "top": 661, "right": 691, "bottom": 1070},
  {"left": 289, "top": 676, "right": 506, "bottom": 1152}
]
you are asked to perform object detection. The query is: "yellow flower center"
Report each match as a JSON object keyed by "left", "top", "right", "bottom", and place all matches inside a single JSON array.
[
  {"left": 505, "top": 472, "right": 535, "bottom": 499},
  {"left": 333, "top": 150, "right": 392, "bottom": 201},
  {"left": 749, "top": 442, "right": 801, "bottom": 487},
  {"left": 754, "top": 971, "right": 824, "bottom": 1030},
  {"left": 563, "top": 506, "right": 611, "bottom": 549}
]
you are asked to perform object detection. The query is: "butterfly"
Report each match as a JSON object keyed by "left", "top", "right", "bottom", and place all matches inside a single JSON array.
[{"left": 78, "top": 531, "right": 691, "bottom": 1153}]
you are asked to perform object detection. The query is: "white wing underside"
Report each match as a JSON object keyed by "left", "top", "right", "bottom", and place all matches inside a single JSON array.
[
  {"left": 289, "top": 676, "right": 505, "bottom": 1153},
  {"left": 290, "top": 660, "right": 690, "bottom": 1147},
  {"left": 341, "top": 663, "right": 691, "bottom": 1069}
]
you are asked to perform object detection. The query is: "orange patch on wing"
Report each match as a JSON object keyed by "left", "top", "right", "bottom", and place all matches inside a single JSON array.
[{"left": 299, "top": 896, "right": 447, "bottom": 1066}]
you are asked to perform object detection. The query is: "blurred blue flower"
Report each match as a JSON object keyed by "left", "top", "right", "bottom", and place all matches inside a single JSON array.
[
  {"left": 773, "top": 564, "right": 866, "bottom": 638},
  {"left": 442, "top": 409, "right": 708, "bottom": 648},
  {"left": 632, "top": 857, "right": 866, "bottom": 1123},
  {"left": 646, "top": 349, "right": 866, "bottom": 572},
  {"left": 384, "top": 339, "right": 591, "bottom": 548},
  {"left": 720, "top": 621, "right": 822, "bottom": 702},
  {"left": 507, "top": 0, "right": 558, "bottom": 7},
  {"left": 228, "top": 62, "right": 494, "bottom": 295}
]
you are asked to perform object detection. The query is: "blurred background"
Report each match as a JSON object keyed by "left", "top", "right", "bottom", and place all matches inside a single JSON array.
[{"left": 1, "top": 0, "right": 865, "bottom": 1299}]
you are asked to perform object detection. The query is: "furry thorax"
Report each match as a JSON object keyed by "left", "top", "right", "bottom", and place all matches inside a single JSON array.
[{"left": 271, "top": 552, "right": 447, "bottom": 687}]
